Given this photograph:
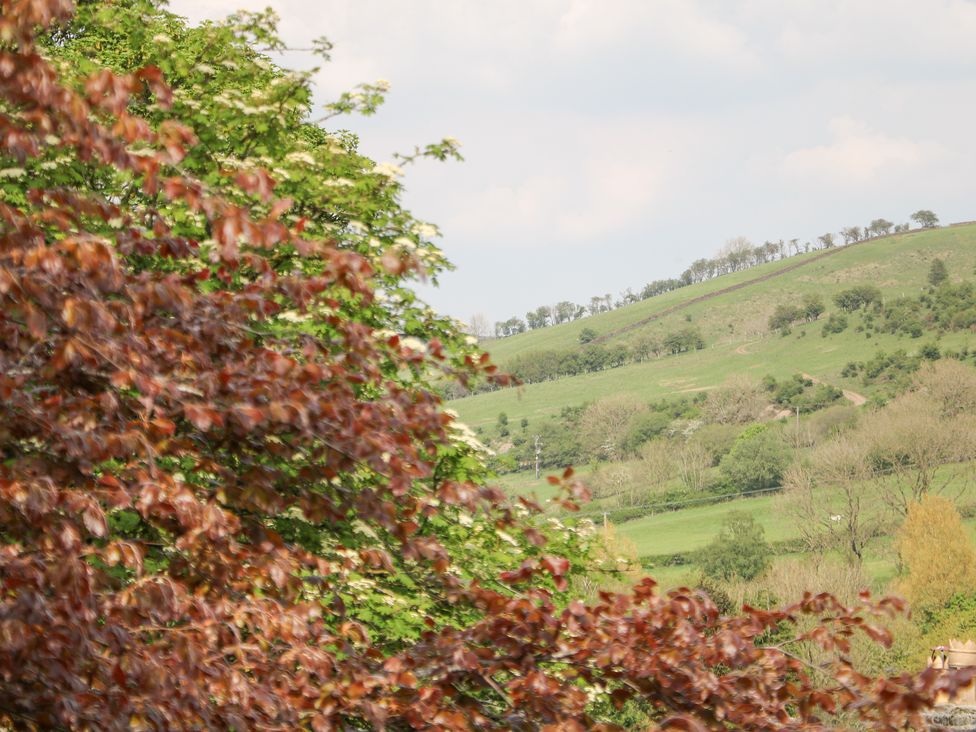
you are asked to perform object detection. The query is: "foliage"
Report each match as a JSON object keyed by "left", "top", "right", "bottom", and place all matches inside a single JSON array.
[
  {"left": 662, "top": 326, "right": 704, "bottom": 353},
  {"left": 764, "top": 374, "right": 843, "bottom": 412},
  {"left": 578, "top": 396, "right": 647, "bottom": 461},
  {"left": 929, "top": 258, "right": 949, "bottom": 286},
  {"left": 0, "top": 3, "right": 967, "bottom": 729},
  {"left": 768, "top": 303, "right": 802, "bottom": 332},
  {"left": 719, "top": 424, "right": 791, "bottom": 491},
  {"left": 701, "top": 376, "right": 767, "bottom": 424},
  {"left": 912, "top": 209, "right": 940, "bottom": 229},
  {"left": 833, "top": 285, "right": 883, "bottom": 312},
  {"left": 578, "top": 326, "right": 597, "bottom": 343},
  {"left": 698, "top": 512, "right": 771, "bottom": 581},
  {"left": 821, "top": 312, "right": 848, "bottom": 336},
  {"left": 621, "top": 410, "right": 672, "bottom": 454},
  {"left": 896, "top": 496, "right": 976, "bottom": 612}
]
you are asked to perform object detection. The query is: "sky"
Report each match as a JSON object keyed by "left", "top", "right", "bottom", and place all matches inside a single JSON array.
[{"left": 167, "top": 0, "right": 976, "bottom": 325}]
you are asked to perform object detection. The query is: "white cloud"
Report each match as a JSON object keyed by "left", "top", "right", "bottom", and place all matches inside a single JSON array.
[
  {"left": 774, "top": 0, "right": 976, "bottom": 66},
  {"left": 554, "top": 0, "right": 760, "bottom": 70},
  {"left": 783, "top": 117, "right": 943, "bottom": 184}
]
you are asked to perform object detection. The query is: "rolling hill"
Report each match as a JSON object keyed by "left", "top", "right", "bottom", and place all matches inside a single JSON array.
[{"left": 453, "top": 223, "right": 976, "bottom": 429}]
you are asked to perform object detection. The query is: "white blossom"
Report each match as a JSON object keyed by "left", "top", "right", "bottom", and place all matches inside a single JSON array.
[{"left": 373, "top": 162, "right": 404, "bottom": 179}]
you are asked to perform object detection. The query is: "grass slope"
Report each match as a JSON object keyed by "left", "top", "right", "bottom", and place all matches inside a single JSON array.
[{"left": 455, "top": 224, "right": 976, "bottom": 428}]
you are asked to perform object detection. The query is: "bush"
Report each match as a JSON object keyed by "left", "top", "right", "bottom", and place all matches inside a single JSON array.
[
  {"left": 833, "top": 285, "right": 882, "bottom": 312},
  {"left": 622, "top": 411, "right": 672, "bottom": 454},
  {"left": 896, "top": 496, "right": 976, "bottom": 611},
  {"left": 821, "top": 313, "right": 848, "bottom": 336},
  {"left": 701, "top": 377, "right": 767, "bottom": 425},
  {"left": 768, "top": 303, "right": 802, "bottom": 332},
  {"left": 662, "top": 327, "right": 705, "bottom": 354},
  {"left": 929, "top": 258, "right": 949, "bottom": 287},
  {"left": 578, "top": 326, "right": 598, "bottom": 344},
  {"left": 698, "top": 512, "right": 771, "bottom": 582},
  {"left": 689, "top": 424, "right": 742, "bottom": 466},
  {"left": 719, "top": 424, "right": 791, "bottom": 491}
]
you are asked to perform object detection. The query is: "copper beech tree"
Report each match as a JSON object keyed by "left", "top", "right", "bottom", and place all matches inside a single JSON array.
[{"left": 0, "top": 1, "right": 970, "bottom": 730}]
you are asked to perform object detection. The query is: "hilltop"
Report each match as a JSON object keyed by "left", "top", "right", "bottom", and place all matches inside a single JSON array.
[{"left": 453, "top": 223, "right": 976, "bottom": 428}]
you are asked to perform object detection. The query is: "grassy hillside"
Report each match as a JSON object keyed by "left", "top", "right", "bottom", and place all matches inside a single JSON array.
[{"left": 455, "top": 224, "right": 976, "bottom": 428}]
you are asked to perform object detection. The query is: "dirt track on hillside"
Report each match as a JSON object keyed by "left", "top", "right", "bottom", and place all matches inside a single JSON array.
[{"left": 801, "top": 372, "right": 867, "bottom": 406}]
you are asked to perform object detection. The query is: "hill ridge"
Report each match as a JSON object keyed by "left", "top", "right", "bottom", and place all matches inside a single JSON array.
[{"left": 590, "top": 233, "right": 890, "bottom": 345}]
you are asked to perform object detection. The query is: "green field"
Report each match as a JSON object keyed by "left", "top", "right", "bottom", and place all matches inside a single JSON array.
[{"left": 456, "top": 224, "right": 976, "bottom": 429}]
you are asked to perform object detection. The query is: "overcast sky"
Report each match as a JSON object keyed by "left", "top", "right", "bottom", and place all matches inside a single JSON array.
[{"left": 167, "top": 0, "right": 976, "bottom": 324}]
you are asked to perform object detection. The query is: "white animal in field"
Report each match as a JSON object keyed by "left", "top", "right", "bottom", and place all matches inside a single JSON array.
[{"left": 829, "top": 514, "right": 843, "bottom": 522}]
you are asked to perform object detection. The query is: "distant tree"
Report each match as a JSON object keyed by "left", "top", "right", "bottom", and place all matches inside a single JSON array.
[
  {"left": 553, "top": 301, "right": 576, "bottom": 324},
  {"left": 911, "top": 209, "right": 940, "bottom": 229},
  {"left": 928, "top": 258, "right": 949, "bottom": 287},
  {"left": 833, "top": 285, "right": 882, "bottom": 312},
  {"left": 769, "top": 303, "right": 802, "bottom": 332},
  {"left": 662, "top": 327, "right": 705, "bottom": 354},
  {"left": 801, "top": 293, "right": 826, "bottom": 321},
  {"left": 579, "top": 396, "right": 647, "bottom": 461},
  {"left": 526, "top": 306, "right": 551, "bottom": 329},
  {"left": 867, "top": 219, "right": 893, "bottom": 238},
  {"left": 896, "top": 496, "right": 976, "bottom": 611},
  {"left": 674, "top": 440, "right": 713, "bottom": 492},
  {"left": 701, "top": 377, "right": 767, "bottom": 425},
  {"left": 821, "top": 313, "right": 848, "bottom": 336},
  {"left": 698, "top": 512, "right": 771, "bottom": 582},
  {"left": 840, "top": 226, "right": 863, "bottom": 245},
  {"left": 817, "top": 233, "right": 835, "bottom": 249},
  {"left": 631, "top": 334, "right": 659, "bottom": 362},
  {"left": 588, "top": 295, "right": 605, "bottom": 315},
  {"left": 496, "top": 317, "right": 526, "bottom": 336},
  {"left": 466, "top": 313, "right": 492, "bottom": 339},
  {"left": 789, "top": 238, "right": 801, "bottom": 255},
  {"left": 621, "top": 412, "right": 672, "bottom": 455},
  {"left": 720, "top": 424, "right": 791, "bottom": 491},
  {"left": 782, "top": 438, "right": 877, "bottom": 565},
  {"left": 578, "top": 327, "right": 598, "bottom": 344},
  {"left": 719, "top": 236, "right": 754, "bottom": 272}
]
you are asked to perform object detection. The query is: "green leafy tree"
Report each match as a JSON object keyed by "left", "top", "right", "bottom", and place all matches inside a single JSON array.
[
  {"left": 929, "top": 258, "right": 949, "bottom": 286},
  {"left": 911, "top": 209, "right": 940, "bottom": 228},
  {"left": 801, "top": 293, "right": 825, "bottom": 321},
  {"left": 579, "top": 326, "right": 598, "bottom": 344},
  {"left": 698, "top": 512, "right": 771, "bottom": 581},
  {"left": 720, "top": 424, "right": 791, "bottom": 491},
  {"left": 833, "top": 285, "right": 882, "bottom": 312},
  {"left": 768, "top": 303, "right": 802, "bottom": 332}
]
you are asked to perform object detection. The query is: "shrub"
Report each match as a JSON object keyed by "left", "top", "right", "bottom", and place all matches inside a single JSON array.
[
  {"left": 833, "top": 285, "right": 882, "bottom": 312},
  {"left": 769, "top": 303, "right": 802, "bottom": 332},
  {"left": 701, "top": 377, "right": 767, "bottom": 425},
  {"left": 698, "top": 512, "right": 771, "bottom": 582},
  {"left": 720, "top": 424, "right": 791, "bottom": 491},
  {"left": 622, "top": 411, "right": 672, "bottom": 454},
  {"left": 928, "top": 258, "right": 949, "bottom": 287},
  {"left": 821, "top": 313, "right": 848, "bottom": 336},
  {"left": 662, "top": 327, "right": 705, "bottom": 354},
  {"left": 578, "top": 326, "right": 598, "bottom": 344},
  {"left": 896, "top": 496, "right": 976, "bottom": 612},
  {"left": 690, "top": 423, "right": 742, "bottom": 466}
]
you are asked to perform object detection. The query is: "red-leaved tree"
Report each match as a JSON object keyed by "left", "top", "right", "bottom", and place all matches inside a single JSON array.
[{"left": 0, "top": 1, "right": 970, "bottom": 729}]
